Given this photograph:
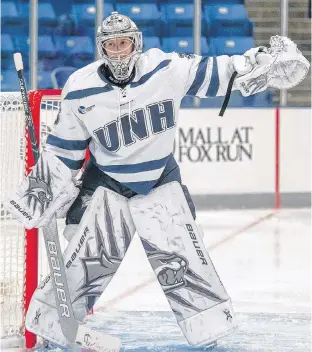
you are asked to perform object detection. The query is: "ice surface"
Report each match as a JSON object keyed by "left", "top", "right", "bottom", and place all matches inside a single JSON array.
[{"left": 3, "top": 208, "right": 311, "bottom": 351}]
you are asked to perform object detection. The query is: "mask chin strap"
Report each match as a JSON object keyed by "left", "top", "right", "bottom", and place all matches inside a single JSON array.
[{"left": 101, "top": 64, "right": 135, "bottom": 87}]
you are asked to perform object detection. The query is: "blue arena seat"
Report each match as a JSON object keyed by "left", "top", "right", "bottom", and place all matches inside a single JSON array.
[
  {"left": 143, "top": 37, "right": 161, "bottom": 51},
  {"left": 17, "top": 3, "right": 58, "bottom": 35},
  {"left": 160, "top": 3, "right": 203, "bottom": 37},
  {"left": 72, "top": 0, "right": 115, "bottom": 3},
  {"left": 72, "top": 3, "right": 114, "bottom": 37},
  {"left": 1, "top": 2, "right": 25, "bottom": 34},
  {"left": 55, "top": 36, "right": 93, "bottom": 57},
  {"left": 202, "top": 0, "right": 245, "bottom": 4},
  {"left": 116, "top": 3, "right": 160, "bottom": 36},
  {"left": 1, "top": 2, "right": 18, "bottom": 22},
  {"left": 37, "top": 71, "right": 53, "bottom": 89},
  {"left": 1, "top": 34, "right": 15, "bottom": 70},
  {"left": 38, "top": 58, "right": 65, "bottom": 72},
  {"left": 1, "top": 70, "right": 29, "bottom": 91},
  {"left": 50, "top": 66, "right": 77, "bottom": 88},
  {"left": 14, "top": 35, "right": 56, "bottom": 59},
  {"left": 162, "top": 37, "right": 210, "bottom": 56},
  {"left": 204, "top": 4, "right": 253, "bottom": 37},
  {"left": 72, "top": 4, "right": 98, "bottom": 27},
  {"left": 55, "top": 36, "right": 94, "bottom": 68},
  {"left": 38, "top": 35, "right": 57, "bottom": 58},
  {"left": 209, "top": 36, "right": 254, "bottom": 55},
  {"left": 1, "top": 34, "right": 14, "bottom": 58}
]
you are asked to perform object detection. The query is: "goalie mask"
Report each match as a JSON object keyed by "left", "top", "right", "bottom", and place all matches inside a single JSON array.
[{"left": 96, "top": 12, "right": 143, "bottom": 82}]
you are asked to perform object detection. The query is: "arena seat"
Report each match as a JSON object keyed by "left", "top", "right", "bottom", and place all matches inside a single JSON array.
[
  {"left": 1, "top": 1, "right": 26, "bottom": 34},
  {"left": 116, "top": 3, "right": 160, "bottom": 36},
  {"left": 204, "top": 4, "right": 253, "bottom": 37},
  {"left": 143, "top": 37, "right": 161, "bottom": 51},
  {"left": 1, "top": 69, "right": 28, "bottom": 91},
  {"left": 1, "top": 34, "right": 14, "bottom": 58},
  {"left": 202, "top": 0, "right": 245, "bottom": 4},
  {"left": 37, "top": 71, "right": 53, "bottom": 89},
  {"left": 160, "top": 3, "right": 203, "bottom": 37},
  {"left": 14, "top": 35, "right": 56, "bottom": 59},
  {"left": 209, "top": 36, "right": 254, "bottom": 55},
  {"left": 1, "top": 2, "right": 18, "bottom": 23},
  {"left": 18, "top": 3, "right": 58, "bottom": 35},
  {"left": 55, "top": 36, "right": 93, "bottom": 68},
  {"left": 72, "top": 3, "right": 115, "bottom": 37},
  {"left": 162, "top": 37, "right": 210, "bottom": 56},
  {"left": 50, "top": 66, "right": 77, "bottom": 88}
]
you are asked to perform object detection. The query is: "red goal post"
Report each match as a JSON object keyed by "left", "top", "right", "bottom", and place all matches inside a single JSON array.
[{"left": 1, "top": 89, "right": 62, "bottom": 348}]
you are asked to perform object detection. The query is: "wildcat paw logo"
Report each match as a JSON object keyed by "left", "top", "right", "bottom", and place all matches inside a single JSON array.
[
  {"left": 26, "top": 176, "right": 53, "bottom": 204},
  {"left": 74, "top": 191, "right": 132, "bottom": 311},
  {"left": 24, "top": 160, "right": 53, "bottom": 215}
]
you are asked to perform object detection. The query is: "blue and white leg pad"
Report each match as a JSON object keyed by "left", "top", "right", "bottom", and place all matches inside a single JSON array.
[{"left": 129, "top": 181, "right": 237, "bottom": 346}]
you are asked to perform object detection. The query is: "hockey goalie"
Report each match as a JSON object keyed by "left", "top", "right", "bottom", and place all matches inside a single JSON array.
[{"left": 3, "top": 11, "right": 309, "bottom": 350}]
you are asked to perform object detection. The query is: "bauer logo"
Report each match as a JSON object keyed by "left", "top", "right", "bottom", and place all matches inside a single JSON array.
[
  {"left": 10, "top": 200, "right": 33, "bottom": 221},
  {"left": 47, "top": 240, "right": 71, "bottom": 318},
  {"left": 175, "top": 126, "right": 253, "bottom": 163}
]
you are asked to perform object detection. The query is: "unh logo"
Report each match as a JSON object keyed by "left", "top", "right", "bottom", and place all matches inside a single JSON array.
[{"left": 93, "top": 99, "right": 175, "bottom": 152}]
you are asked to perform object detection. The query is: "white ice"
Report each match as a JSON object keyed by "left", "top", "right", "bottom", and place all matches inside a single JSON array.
[{"left": 4, "top": 208, "right": 311, "bottom": 351}]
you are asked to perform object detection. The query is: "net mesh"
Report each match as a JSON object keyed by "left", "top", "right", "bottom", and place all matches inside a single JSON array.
[{"left": 0, "top": 91, "right": 63, "bottom": 347}]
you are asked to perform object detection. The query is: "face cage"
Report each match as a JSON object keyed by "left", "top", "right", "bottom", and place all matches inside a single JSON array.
[{"left": 96, "top": 32, "right": 143, "bottom": 81}]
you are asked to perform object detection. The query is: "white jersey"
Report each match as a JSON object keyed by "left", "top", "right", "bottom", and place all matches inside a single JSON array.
[{"left": 46, "top": 49, "right": 234, "bottom": 194}]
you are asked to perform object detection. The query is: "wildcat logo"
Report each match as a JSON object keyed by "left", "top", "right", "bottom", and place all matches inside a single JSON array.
[
  {"left": 73, "top": 191, "right": 132, "bottom": 311},
  {"left": 141, "top": 238, "right": 226, "bottom": 312},
  {"left": 148, "top": 252, "right": 188, "bottom": 293},
  {"left": 25, "top": 176, "right": 53, "bottom": 205}
]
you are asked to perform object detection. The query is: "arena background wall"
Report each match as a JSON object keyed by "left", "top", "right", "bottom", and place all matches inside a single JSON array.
[{"left": 175, "top": 108, "right": 311, "bottom": 209}]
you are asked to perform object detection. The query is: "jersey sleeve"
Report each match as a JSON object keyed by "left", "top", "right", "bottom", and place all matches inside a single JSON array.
[
  {"left": 171, "top": 52, "right": 236, "bottom": 98},
  {"left": 45, "top": 76, "right": 91, "bottom": 174}
]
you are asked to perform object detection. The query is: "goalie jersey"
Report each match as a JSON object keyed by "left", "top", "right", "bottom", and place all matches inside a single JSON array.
[{"left": 46, "top": 49, "right": 234, "bottom": 194}]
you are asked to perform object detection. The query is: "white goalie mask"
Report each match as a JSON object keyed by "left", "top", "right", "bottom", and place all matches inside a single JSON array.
[{"left": 96, "top": 12, "right": 143, "bottom": 82}]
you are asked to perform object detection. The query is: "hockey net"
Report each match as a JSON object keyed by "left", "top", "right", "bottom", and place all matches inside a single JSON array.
[{"left": 0, "top": 89, "right": 63, "bottom": 348}]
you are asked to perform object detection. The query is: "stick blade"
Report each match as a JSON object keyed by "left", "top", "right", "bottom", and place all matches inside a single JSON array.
[
  {"left": 13, "top": 52, "right": 23, "bottom": 71},
  {"left": 75, "top": 324, "right": 121, "bottom": 352}
]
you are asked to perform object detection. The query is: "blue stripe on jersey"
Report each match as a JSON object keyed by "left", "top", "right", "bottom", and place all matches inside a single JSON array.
[
  {"left": 91, "top": 154, "right": 169, "bottom": 173},
  {"left": 64, "top": 85, "right": 113, "bottom": 100},
  {"left": 122, "top": 180, "right": 159, "bottom": 195},
  {"left": 56, "top": 156, "right": 85, "bottom": 170},
  {"left": 206, "top": 57, "right": 219, "bottom": 97},
  {"left": 131, "top": 60, "right": 171, "bottom": 88},
  {"left": 186, "top": 56, "right": 209, "bottom": 96},
  {"left": 47, "top": 134, "right": 90, "bottom": 150}
]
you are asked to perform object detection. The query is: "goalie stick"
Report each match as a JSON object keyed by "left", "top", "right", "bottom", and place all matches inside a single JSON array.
[{"left": 13, "top": 53, "right": 121, "bottom": 352}]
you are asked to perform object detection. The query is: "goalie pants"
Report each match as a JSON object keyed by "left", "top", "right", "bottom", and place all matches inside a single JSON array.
[{"left": 66, "top": 153, "right": 196, "bottom": 225}]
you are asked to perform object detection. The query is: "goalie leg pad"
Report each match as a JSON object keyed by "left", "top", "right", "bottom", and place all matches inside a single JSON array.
[
  {"left": 26, "top": 186, "right": 135, "bottom": 347},
  {"left": 129, "top": 182, "right": 237, "bottom": 346}
]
